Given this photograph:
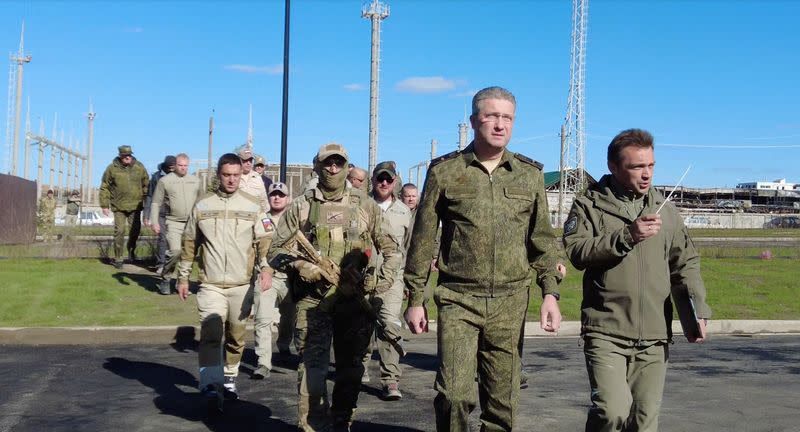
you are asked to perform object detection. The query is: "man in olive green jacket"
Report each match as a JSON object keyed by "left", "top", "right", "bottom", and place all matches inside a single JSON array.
[
  {"left": 99, "top": 145, "right": 149, "bottom": 268},
  {"left": 563, "top": 128, "right": 711, "bottom": 432},
  {"left": 404, "top": 86, "right": 563, "bottom": 432}
]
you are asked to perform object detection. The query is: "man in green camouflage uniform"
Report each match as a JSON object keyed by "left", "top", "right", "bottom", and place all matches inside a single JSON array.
[
  {"left": 268, "top": 143, "right": 402, "bottom": 432},
  {"left": 37, "top": 190, "right": 56, "bottom": 242},
  {"left": 563, "top": 129, "right": 711, "bottom": 432},
  {"left": 404, "top": 86, "right": 563, "bottom": 432},
  {"left": 99, "top": 145, "right": 149, "bottom": 268},
  {"left": 177, "top": 153, "right": 272, "bottom": 406}
]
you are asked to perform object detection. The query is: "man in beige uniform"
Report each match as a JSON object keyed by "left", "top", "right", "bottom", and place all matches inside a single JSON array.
[
  {"left": 150, "top": 153, "right": 202, "bottom": 295},
  {"left": 252, "top": 182, "right": 296, "bottom": 379},
  {"left": 177, "top": 153, "right": 271, "bottom": 408},
  {"left": 238, "top": 147, "right": 269, "bottom": 212},
  {"left": 363, "top": 161, "right": 412, "bottom": 400}
]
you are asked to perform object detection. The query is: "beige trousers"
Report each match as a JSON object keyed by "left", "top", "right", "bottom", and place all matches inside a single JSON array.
[{"left": 196, "top": 283, "right": 253, "bottom": 390}]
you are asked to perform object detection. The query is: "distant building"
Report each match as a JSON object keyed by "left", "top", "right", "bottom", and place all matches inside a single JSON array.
[{"left": 735, "top": 179, "right": 798, "bottom": 191}]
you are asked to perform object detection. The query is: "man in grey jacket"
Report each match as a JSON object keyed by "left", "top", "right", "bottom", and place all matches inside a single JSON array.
[{"left": 149, "top": 153, "right": 201, "bottom": 295}]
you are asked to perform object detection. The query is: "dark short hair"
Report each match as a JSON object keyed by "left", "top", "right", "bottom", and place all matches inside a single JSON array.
[
  {"left": 401, "top": 183, "right": 417, "bottom": 192},
  {"left": 607, "top": 129, "right": 654, "bottom": 165},
  {"left": 217, "top": 153, "right": 242, "bottom": 174}
]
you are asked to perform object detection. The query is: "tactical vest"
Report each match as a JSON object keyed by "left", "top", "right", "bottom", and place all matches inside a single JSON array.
[{"left": 301, "top": 189, "right": 371, "bottom": 263}]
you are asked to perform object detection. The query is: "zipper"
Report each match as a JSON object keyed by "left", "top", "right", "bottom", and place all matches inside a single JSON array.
[
  {"left": 638, "top": 238, "right": 644, "bottom": 341},
  {"left": 489, "top": 173, "right": 496, "bottom": 297},
  {"left": 222, "top": 196, "right": 229, "bottom": 286}
]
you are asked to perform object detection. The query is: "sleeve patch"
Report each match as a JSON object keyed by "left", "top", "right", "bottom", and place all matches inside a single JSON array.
[
  {"left": 564, "top": 215, "right": 578, "bottom": 236},
  {"left": 262, "top": 218, "right": 274, "bottom": 232}
]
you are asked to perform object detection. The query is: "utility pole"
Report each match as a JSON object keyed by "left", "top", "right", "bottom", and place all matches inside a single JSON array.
[
  {"left": 86, "top": 103, "right": 95, "bottom": 203},
  {"left": 558, "top": 0, "right": 589, "bottom": 225},
  {"left": 6, "top": 22, "right": 32, "bottom": 175},
  {"left": 207, "top": 111, "right": 214, "bottom": 189},
  {"left": 362, "top": 0, "right": 390, "bottom": 176},
  {"left": 279, "top": 0, "right": 291, "bottom": 183}
]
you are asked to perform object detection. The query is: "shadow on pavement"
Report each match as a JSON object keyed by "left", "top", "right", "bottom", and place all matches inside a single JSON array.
[
  {"left": 171, "top": 326, "right": 199, "bottom": 353},
  {"left": 400, "top": 351, "right": 438, "bottom": 372},
  {"left": 350, "top": 421, "right": 426, "bottom": 431},
  {"left": 103, "top": 357, "right": 294, "bottom": 431}
]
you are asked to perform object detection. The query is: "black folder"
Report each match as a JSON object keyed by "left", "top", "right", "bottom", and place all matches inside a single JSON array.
[{"left": 671, "top": 284, "right": 702, "bottom": 340}]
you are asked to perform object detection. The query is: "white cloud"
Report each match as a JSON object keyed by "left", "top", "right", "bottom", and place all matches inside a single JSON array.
[
  {"left": 124, "top": 27, "right": 144, "bottom": 33},
  {"left": 343, "top": 83, "right": 365, "bottom": 91},
  {"left": 396, "top": 76, "right": 460, "bottom": 94},
  {"left": 453, "top": 89, "right": 477, "bottom": 98},
  {"left": 224, "top": 64, "right": 283, "bottom": 75}
]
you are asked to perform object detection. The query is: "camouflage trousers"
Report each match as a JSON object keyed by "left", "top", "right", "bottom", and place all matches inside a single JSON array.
[
  {"left": 295, "top": 294, "right": 374, "bottom": 431},
  {"left": 196, "top": 283, "right": 253, "bottom": 391},
  {"left": 583, "top": 334, "right": 669, "bottom": 432},
  {"left": 112, "top": 210, "right": 141, "bottom": 261},
  {"left": 38, "top": 216, "right": 56, "bottom": 242},
  {"left": 433, "top": 285, "right": 528, "bottom": 432}
]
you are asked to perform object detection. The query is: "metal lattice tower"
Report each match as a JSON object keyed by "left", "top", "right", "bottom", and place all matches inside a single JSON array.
[
  {"left": 5, "top": 22, "right": 32, "bottom": 175},
  {"left": 247, "top": 104, "right": 254, "bottom": 148},
  {"left": 362, "top": 0, "right": 389, "bottom": 176},
  {"left": 558, "top": 0, "right": 588, "bottom": 224}
]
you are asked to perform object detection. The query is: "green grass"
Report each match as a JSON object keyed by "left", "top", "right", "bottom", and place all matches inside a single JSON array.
[
  {"left": 1, "top": 248, "right": 798, "bottom": 326},
  {"left": 689, "top": 228, "right": 800, "bottom": 238},
  {"left": 0, "top": 259, "right": 198, "bottom": 326}
]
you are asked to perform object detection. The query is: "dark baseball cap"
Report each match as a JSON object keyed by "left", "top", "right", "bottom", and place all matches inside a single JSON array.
[
  {"left": 162, "top": 155, "right": 177, "bottom": 168},
  {"left": 373, "top": 161, "right": 397, "bottom": 178}
]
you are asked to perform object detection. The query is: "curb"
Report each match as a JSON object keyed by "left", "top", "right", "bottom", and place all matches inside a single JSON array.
[{"left": 2, "top": 320, "right": 799, "bottom": 345}]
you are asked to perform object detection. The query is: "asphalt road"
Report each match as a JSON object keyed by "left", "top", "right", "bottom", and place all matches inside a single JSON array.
[{"left": 1, "top": 335, "right": 798, "bottom": 432}]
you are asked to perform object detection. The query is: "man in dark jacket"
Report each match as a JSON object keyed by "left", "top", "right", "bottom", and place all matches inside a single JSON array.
[
  {"left": 99, "top": 145, "right": 149, "bottom": 268},
  {"left": 563, "top": 128, "right": 711, "bottom": 432},
  {"left": 144, "top": 155, "right": 176, "bottom": 273}
]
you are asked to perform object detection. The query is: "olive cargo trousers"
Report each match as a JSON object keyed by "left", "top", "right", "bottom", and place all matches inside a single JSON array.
[{"left": 583, "top": 335, "right": 669, "bottom": 432}]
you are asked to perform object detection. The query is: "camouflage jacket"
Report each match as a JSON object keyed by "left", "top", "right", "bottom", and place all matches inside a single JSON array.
[
  {"left": 178, "top": 190, "right": 270, "bottom": 287},
  {"left": 563, "top": 174, "right": 711, "bottom": 341},
  {"left": 99, "top": 157, "right": 149, "bottom": 212},
  {"left": 38, "top": 196, "right": 56, "bottom": 220},
  {"left": 267, "top": 186, "right": 402, "bottom": 294},
  {"left": 404, "top": 143, "right": 561, "bottom": 307}
]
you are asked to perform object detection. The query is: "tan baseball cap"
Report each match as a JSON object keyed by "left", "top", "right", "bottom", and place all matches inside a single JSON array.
[
  {"left": 238, "top": 147, "right": 254, "bottom": 160},
  {"left": 254, "top": 154, "right": 266, "bottom": 166},
  {"left": 268, "top": 182, "right": 289, "bottom": 196},
  {"left": 316, "top": 142, "right": 348, "bottom": 162}
]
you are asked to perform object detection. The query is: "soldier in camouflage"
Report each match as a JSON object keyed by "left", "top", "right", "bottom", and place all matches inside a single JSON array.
[
  {"left": 404, "top": 86, "right": 563, "bottom": 432},
  {"left": 268, "top": 143, "right": 402, "bottom": 432},
  {"left": 37, "top": 190, "right": 56, "bottom": 242},
  {"left": 99, "top": 145, "right": 149, "bottom": 268}
]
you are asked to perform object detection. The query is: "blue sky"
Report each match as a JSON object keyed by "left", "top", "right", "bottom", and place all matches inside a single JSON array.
[{"left": 1, "top": 0, "right": 798, "bottom": 188}]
